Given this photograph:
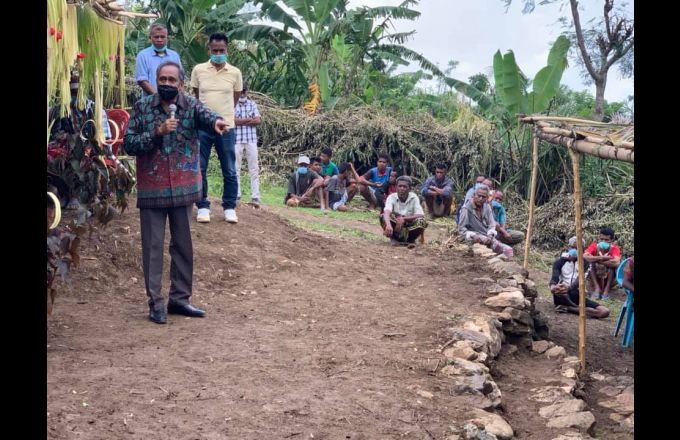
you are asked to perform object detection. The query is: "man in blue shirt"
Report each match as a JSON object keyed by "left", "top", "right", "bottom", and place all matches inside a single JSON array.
[
  {"left": 421, "top": 164, "right": 454, "bottom": 218},
  {"left": 491, "top": 190, "right": 525, "bottom": 245},
  {"left": 356, "top": 153, "right": 392, "bottom": 210},
  {"left": 135, "top": 23, "right": 183, "bottom": 97}
]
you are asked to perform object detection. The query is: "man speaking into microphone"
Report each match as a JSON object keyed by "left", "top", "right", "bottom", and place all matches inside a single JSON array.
[{"left": 125, "top": 61, "right": 230, "bottom": 324}]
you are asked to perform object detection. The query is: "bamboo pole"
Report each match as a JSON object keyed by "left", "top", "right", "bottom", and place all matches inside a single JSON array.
[
  {"left": 569, "top": 148, "right": 587, "bottom": 373},
  {"left": 520, "top": 115, "right": 630, "bottom": 127},
  {"left": 114, "top": 11, "right": 159, "bottom": 18},
  {"left": 523, "top": 134, "right": 540, "bottom": 269},
  {"left": 533, "top": 130, "right": 634, "bottom": 163},
  {"left": 534, "top": 121, "right": 634, "bottom": 149}
]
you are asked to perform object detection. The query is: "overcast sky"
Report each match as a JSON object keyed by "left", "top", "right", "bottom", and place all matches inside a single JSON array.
[{"left": 348, "top": 0, "right": 634, "bottom": 103}]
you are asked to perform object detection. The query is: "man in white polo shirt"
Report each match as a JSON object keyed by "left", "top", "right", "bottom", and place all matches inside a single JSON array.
[
  {"left": 380, "top": 176, "right": 428, "bottom": 246},
  {"left": 190, "top": 32, "right": 243, "bottom": 223}
]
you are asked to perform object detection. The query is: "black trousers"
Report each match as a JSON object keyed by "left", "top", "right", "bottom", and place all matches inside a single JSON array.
[{"left": 140, "top": 205, "right": 193, "bottom": 311}]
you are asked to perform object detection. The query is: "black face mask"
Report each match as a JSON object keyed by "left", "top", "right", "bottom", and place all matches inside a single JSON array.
[{"left": 158, "top": 84, "right": 179, "bottom": 101}]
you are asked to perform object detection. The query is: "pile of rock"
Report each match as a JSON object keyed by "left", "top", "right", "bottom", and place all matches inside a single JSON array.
[{"left": 441, "top": 243, "right": 612, "bottom": 439}]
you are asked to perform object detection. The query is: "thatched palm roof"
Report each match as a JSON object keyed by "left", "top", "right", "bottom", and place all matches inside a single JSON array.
[
  {"left": 84, "top": 0, "right": 158, "bottom": 24},
  {"left": 520, "top": 116, "right": 634, "bottom": 163}
]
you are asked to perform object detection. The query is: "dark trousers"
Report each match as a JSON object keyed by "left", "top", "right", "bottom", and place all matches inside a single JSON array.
[
  {"left": 140, "top": 205, "right": 193, "bottom": 311},
  {"left": 425, "top": 194, "right": 453, "bottom": 218},
  {"left": 196, "top": 129, "right": 237, "bottom": 210},
  {"left": 379, "top": 215, "right": 427, "bottom": 243}
]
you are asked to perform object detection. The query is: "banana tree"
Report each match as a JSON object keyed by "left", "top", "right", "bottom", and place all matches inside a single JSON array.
[
  {"left": 337, "top": 1, "right": 440, "bottom": 98},
  {"left": 237, "top": 0, "right": 345, "bottom": 113},
  {"left": 150, "top": 0, "right": 251, "bottom": 71},
  {"left": 234, "top": 0, "right": 434, "bottom": 113},
  {"left": 442, "top": 35, "right": 570, "bottom": 123},
  {"left": 495, "top": 34, "right": 570, "bottom": 116}
]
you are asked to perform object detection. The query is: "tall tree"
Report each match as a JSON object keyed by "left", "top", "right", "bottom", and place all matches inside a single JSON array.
[
  {"left": 233, "top": 0, "right": 441, "bottom": 112},
  {"left": 502, "top": 0, "right": 633, "bottom": 120}
]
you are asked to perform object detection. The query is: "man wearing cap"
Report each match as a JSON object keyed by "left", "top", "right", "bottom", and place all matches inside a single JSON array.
[
  {"left": 135, "top": 23, "right": 183, "bottom": 97},
  {"left": 549, "top": 236, "right": 610, "bottom": 318},
  {"left": 124, "top": 60, "right": 230, "bottom": 324},
  {"left": 380, "top": 176, "right": 428, "bottom": 246},
  {"left": 234, "top": 85, "right": 262, "bottom": 206},
  {"left": 284, "top": 156, "right": 326, "bottom": 209},
  {"left": 190, "top": 32, "right": 242, "bottom": 223}
]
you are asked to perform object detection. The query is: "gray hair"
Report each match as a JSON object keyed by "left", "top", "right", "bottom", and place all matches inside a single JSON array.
[
  {"left": 156, "top": 60, "right": 185, "bottom": 83},
  {"left": 475, "top": 184, "right": 490, "bottom": 194},
  {"left": 150, "top": 23, "right": 168, "bottom": 33},
  {"left": 396, "top": 176, "right": 412, "bottom": 187},
  {"left": 568, "top": 236, "right": 586, "bottom": 247}
]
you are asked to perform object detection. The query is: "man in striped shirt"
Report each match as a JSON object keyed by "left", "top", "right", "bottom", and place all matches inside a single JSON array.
[{"left": 234, "top": 85, "right": 262, "bottom": 206}]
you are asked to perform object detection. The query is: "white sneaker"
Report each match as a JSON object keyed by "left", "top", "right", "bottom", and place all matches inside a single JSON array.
[
  {"left": 196, "top": 208, "right": 211, "bottom": 223},
  {"left": 224, "top": 209, "right": 238, "bottom": 223}
]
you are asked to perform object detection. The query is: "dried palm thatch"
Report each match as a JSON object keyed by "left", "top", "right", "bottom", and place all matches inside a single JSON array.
[
  {"left": 253, "top": 97, "right": 633, "bottom": 253},
  {"left": 252, "top": 93, "right": 496, "bottom": 193},
  {"left": 518, "top": 115, "right": 634, "bottom": 254},
  {"left": 505, "top": 190, "right": 634, "bottom": 254},
  {"left": 520, "top": 116, "right": 634, "bottom": 162}
]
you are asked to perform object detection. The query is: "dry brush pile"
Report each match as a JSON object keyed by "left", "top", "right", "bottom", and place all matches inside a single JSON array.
[{"left": 250, "top": 94, "right": 634, "bottom": 253}]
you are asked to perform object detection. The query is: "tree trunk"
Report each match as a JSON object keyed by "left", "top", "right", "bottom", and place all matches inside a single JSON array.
[{"left": 594, "top": 76, "right": 607, "bottom": 121}]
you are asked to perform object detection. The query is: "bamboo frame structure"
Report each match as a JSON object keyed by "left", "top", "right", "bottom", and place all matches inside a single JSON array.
[
  {"left": 523, "top": 134, "right": 539, "bottom": 269},
  {"left": 570, "top": 149, "right": 587, "bottom": 372},
  {"left": 520, "top": 115, "right": 634, "bottom": 372}
]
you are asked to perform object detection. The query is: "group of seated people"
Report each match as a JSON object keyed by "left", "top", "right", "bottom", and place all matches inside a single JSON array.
[
  {"left": 548, "top": 227, "right": 634, "bottom": 319},
  {"left": 284, "top": 151, "right": 526, "bottom": 251}
]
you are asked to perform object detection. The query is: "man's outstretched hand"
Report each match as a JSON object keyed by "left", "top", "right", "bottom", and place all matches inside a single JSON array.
[{"left": 215, "top": 119, "right": 230, "bottom": 135}]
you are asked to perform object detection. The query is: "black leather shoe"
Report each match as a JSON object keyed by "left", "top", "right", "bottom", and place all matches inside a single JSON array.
[
  {"left": 149, "top": 309, "right": 167, "bottom": 324},
  {"left": 167, "top": 302, "right": 206, "bottom": 318}
]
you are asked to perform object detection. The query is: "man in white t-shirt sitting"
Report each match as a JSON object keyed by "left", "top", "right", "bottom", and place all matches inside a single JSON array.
[{"left": 380, "top": 176, "right": 428, "bottom": 246}]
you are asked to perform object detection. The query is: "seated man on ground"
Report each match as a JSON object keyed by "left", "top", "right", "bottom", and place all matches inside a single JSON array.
[
  {"left": 421, "top": 163, "right": 454, "bottom": 219},
  {"left": 386, "top": 169, "right": 398, "bottom": 197},
  {"left": 584, "top": 227, "right": 621, "bottom": 300},
  {"left": 491, "top": 190, "right": 525, "bottom": 245},
  {"left": 319, "top": 147, "right": 340, "bottom": 209},
  {"left": 481, "top": 178, "right": 495, "bottom": 202},
  {"left": 622, "top": 256, "right": 634, "bottom": 295},
  {"left": 380, "top": 176, "right": 428, "bottom": 246},
  {"left": 319, "top": 147, "right": 339, "bottom": 181},
  {"left": 355, "top": 153, "right": 392, "bottom": 210},
  {"left": 284, "top": 155, "right": 327, "bottom": 209},
  {"left": 456, "top": 174, "right": 486, "bottom": 223},
  {"left": 326, "top": 162, "right": 355, "bottom": 212},
  {"left": 457, "top": 185, "right": 514, "bottom": 258},
  {"left": 309, "top": 156, "right": 323, "bottom": 175},
  {"left": 549, "top": 236, "right": 610, "bottom": 319}
]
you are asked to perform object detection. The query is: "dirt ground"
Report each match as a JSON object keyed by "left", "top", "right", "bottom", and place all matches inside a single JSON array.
[
  {"left": 47, "top": 199, "right": 633, "bottom": 439},
  {"left": 529, "top": 270, "right": 634, "bottom": 439}
]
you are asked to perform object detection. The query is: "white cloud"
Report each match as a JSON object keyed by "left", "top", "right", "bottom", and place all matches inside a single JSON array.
[{"left": 350, "top": 0, "right": 634, "bottom": 102}]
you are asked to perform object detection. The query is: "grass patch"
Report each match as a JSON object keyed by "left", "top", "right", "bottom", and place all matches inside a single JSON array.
[
  {"left": 526, "top": 249, "right": 557, "bottom": 273},
  {"left": 207, "top": 157, "right": 376, "bottom": 222},
  {"left": 287, "top": 218, "right": 382, "bottom": 241}
]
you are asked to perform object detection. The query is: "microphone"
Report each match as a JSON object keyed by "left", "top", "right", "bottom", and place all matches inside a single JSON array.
[{"left": 168, "top": 104, "right": 177, "bottom": 120}]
